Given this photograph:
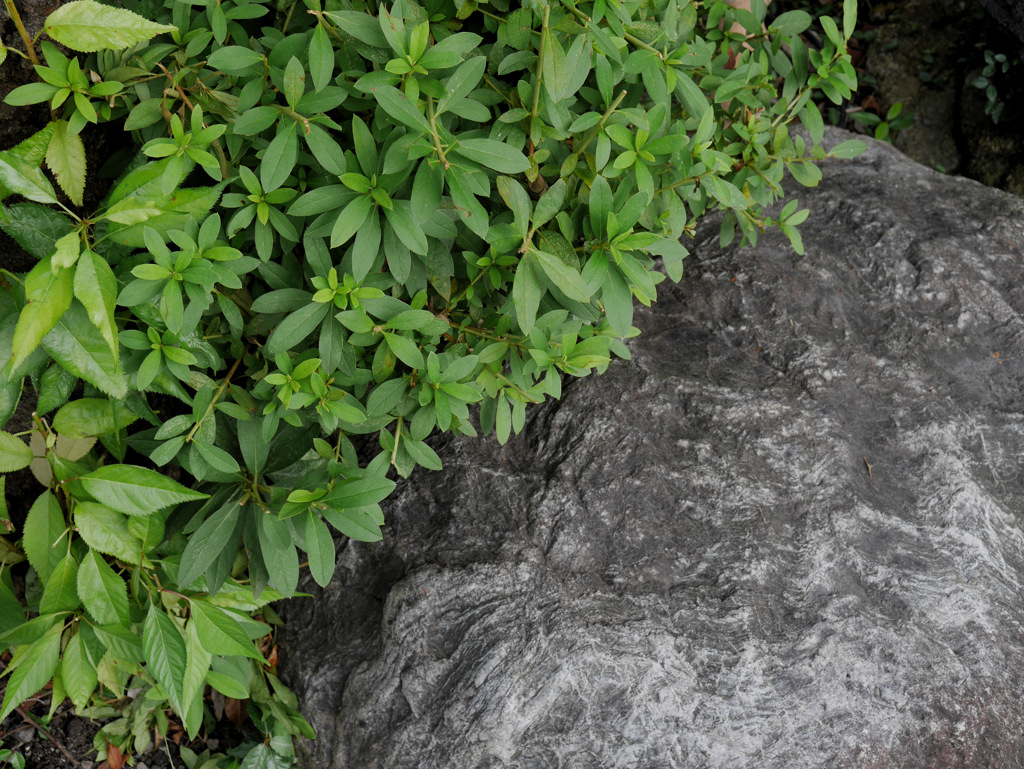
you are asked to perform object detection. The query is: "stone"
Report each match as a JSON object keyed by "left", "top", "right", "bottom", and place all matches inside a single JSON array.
[
  {"left": 979, "top": 0, "right": 1024, "bottom": 49},
  {"left": 278, "top": 129, "right": 1024, "bottom": 768}
]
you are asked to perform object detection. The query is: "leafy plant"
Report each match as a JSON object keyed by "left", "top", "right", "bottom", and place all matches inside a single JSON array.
[
  {"left": 847, "top": 100, "right": 913, "bottom": 142},
  {"left": 0, "top": 0, "right": 863, "bottom": 764},
  {"left": 972, "top": 49, "right": 1018, "bottom": 125}
]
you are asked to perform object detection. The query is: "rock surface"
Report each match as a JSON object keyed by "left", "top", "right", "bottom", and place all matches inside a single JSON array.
[{"left": 279, "top": 129, "right": 1024, "bottom": 769}]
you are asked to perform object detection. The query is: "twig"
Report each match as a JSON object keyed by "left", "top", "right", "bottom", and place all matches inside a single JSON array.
[{"left": 16, "top": 706, "right": 81, "bottom": 766}]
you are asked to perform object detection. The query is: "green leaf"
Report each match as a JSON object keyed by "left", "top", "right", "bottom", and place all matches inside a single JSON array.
[
  {"left": 446, "top": 166, "right": 488, "bottom": 239},
  {"left": 42, "top": 301, "right": 127, "bottom": 398},
  {"left": 77, "top": 549, "right": 129, "bottom": 625},
  {"left": 283, "top": 56, "right": 305, "bottom": 109},
  {"left": 11, "top": 256, "right": 73, "bottom": 370},
  {"left": 73, "top": 250, "right": 118, "bottom": 354},
  {"left": 257, "top": 513, "right": 299, "bottom": 596},
  {"left": 177, "top": 492, "right": 243, "bottom": 589},
  {"left": 265, "top": 302, "right": 330, "bottom": 357},
  {"left": 370, "top": 85, "right": 431, "bottom": 134},
  {"left": 320, "top": 506, "right": 383, "bottom": 542},
  {"left": 0, "top": 202, "right": 74, "bottom": 259},
  {"left": 323, "top": 10, "right": 389, "bottom": 49},
  {"left": 497, "top": 176, "right": 531, "bottom": 235},
  {"left": 182, "top": 621, "right": 212, "bottom": 735},
  {"left": 321, "top": 477, "right": 396, "bottom": 509},
  {"left": 453, "top": 139, "right": 530, "bottom": 174},
  {"left": 40, "top": 554, "right": 79, "bottom": 614},
  {"left": 532, "top": 179, "right": 567, "bottom": 228},
  {"left": 532, "top": 249, "right": 591, "bottom": 303},
  {"left": 512, "top": 252, "right": 543, "bottom": 333},
  {"left": 52, "top": 398, "right": 127, "bottom": 439},
  {"left": 829, "top": 139, "right": 867, "bottom": 159},
  {"left": 0, "top": 431, "right": 31, "bottom": 472},
  {"left": 843, "top": 0, "right": 858, "bottom": 41},
  {"left": 309, "top": 24, "right": 334, "bottom": 93},
  {"left": 45, "top": 120, "right": 86, "bottom": 206},
  {"left": 189, "top": 601, "right": 264, "bottom": 661},
  {"left": 541, "top": 29, "right": 569, "bottom": 102},
  {"left": 62, "top": 630, "right": 98, "bottom": 711},
  {"left": 0, "top": 623, "right": 62, "bottom": 724},
  {"left": 261, "top": 122, "right": 298, "bottom": 193},
  {"left": 73, "top": 502, "right": 142, "bottom": 563},
  {"left": 23, "top": 491, "right": 66, "bottom": 583},
  {"left": 143, "top": 602, "right": 186, "bottom": 711},
  {"left": 303, "top": 511, "right": 335, "bottom": 587},
  {"left": 330, "top": 194, "right": 374, "bottom": 248},
  {"left": 44, "top": 0, "right": 176, "bottom": 52},
  {"left": 383, "top": 332, "right": 425, "bottom": 370},
  {"left": 79, "top": 464, "right": 207, "bottom": 517},
  {"left": 0, "top": 151, "right": 58, "bottom": 204},
  {"left": 383, "top": 202, "right": 428, "bottom": 255}
]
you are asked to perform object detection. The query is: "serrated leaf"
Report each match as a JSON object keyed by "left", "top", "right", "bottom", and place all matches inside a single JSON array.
[
  {"left": 0, "top": 622, "right": 62, "bottom": 724},
  {"left": 0, "top": 202, "right": 74, "bottom": 259},
  {"left": 181, "top": 620, "right": 212, "bottom": 733},
  {"left": 143, "top": 602, "right": 185, "bottom": 711},
  {"left": 44, "top": 0, "right": 176, "bottom": 52},
  {"left": 73, "top": 502, "right": 142, "bottom": 563},
  {"left": 45, "top": 120, "right": 86, "bottom": 206},
  {"left": 0, "top": 151, "right": 58, "bottom": 204},
  {"left": 0, "top": 431, "right": 31, "bottom": 472},
  {"left": 73, "top": 250, "right": 118, "bottom": 354},
  {"left": 11, "top": 256, "right": 73, "bottom": 370},
  {"left": 40, "top": 555, "right": 79, "bottom": 614},
  {"left": 53, "top": 398, "right": 133, "bottom": 440},
  {"left": 42, "top": 301, "right": 126, "bottom": 398},
  {"left": 79, "top": 464, "right": 207, "bottom": 517},
  {"left": 77, "top": 549, "right": 129, "bottom": 625},
  {"left": 23, "top": 491, "right": 66, "bottom": 583},
  {"left": 62, "top": 631, "right": 98, "bottom": 711}
]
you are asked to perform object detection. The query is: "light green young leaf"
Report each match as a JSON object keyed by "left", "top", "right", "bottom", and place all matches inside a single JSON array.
[
  {"left": 44, "top": 0, "right": 176, "bottom": 52},
  {"left": 11, "top": 256, "right": 73, "bottom": 370},
  {"left": 45, "top": 120, "right": 86, "bottom": 206},
  {"left": 0, "top": 151, "right": 58, "bottom": 204},
  {"left": 0, "top": 622, "right": 62, "bottom": 724},
  {"left": 73, "top": 250, "right": 118, "bottom": 354},
  {"left": 0, "top": 431, "right": 31, "bottom": 472},
  {"left": 79, "top": 464, "right": 207, "bottom": 517}
]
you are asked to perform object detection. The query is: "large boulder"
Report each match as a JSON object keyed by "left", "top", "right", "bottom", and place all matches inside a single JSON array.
[{"left": 278, "top": 129, "right": 1024, "bottom": 769}]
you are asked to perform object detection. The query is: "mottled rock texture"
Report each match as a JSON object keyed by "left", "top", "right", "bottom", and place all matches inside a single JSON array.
[{"left": 279, "top": 129, "right": 1024, "bottom": 769}]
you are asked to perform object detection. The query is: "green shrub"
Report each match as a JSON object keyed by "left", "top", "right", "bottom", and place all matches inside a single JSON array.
[{"left": 0, "top": 0, "right": 862, "bottom": 763}]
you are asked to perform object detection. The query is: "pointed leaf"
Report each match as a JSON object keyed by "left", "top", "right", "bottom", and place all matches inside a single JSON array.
[
  {"left": 0, "top": 151, "right": 58, "bottom": 204},
  {"left": 0, "top": 623, "right": 62, "bottom": 724},
  {"left": 62, "top": 631, "right": 98, "bottom": 711},
  {"left": 78, "top": 549, "right": 129, "bottom": 625},
  {"left": 23, "top": 491, "right": 66, "bottom": 583},
  {"left": 143, "top": 603, "right": 185, "bottom": 711},
  {"left": 42, "top": 301, "right": 126, "bottom": 398},
  {"left": 190, "top": 601, "right": 265, "bottom": 661},
  {"left": 453, "top": 139, "right": 530, "bottom": 174},
  {"left": 176, "top": 492, "right": 243, "bottom": 588},
  {"left": 73, "top": 250, "right": 118, "bottom": 354},
  {"left": 73, "top": 502, "right": 142, "bottom": 563},
  {"left": 12, "top": 256, "right": 73, "bottom": 370},
  {"left": 40, "top": 554, "right": 79, "bottom": 614},
  {"left": 44, "top": 0, "right": 176, "bottom": 52},
  {"left": 79, "top": 464, "right": 207, "bottom": 517},
  {"left": 512, "top": 252, "right": 543, "bottom": 333},
  {"left": 0, "top": 202, "right": 74, "bottom": 259},
  {"left": 45, "top": 120, "right": 86, "bottom": 206},
  {"left": 0, "top": 431, "right": 31, "bottom": 472},
  {"left": 303, "top": 511, "right": 335, "bottom": 587}
]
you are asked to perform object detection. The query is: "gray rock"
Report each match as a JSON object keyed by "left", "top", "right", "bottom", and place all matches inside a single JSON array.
[
  {"left": 979, "top": 0, "right": 1024, "bottom": 50},
  {"left": 279, "top": 129, "right": 1024, "bottom": 768}
]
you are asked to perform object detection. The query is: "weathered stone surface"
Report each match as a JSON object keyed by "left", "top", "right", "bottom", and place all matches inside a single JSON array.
[
  {"left": 279, "top": 129, "right": 1024, "bottom": 768},
  {"left": 979, "top": 0, "right": 1024, "bottom": 49}
]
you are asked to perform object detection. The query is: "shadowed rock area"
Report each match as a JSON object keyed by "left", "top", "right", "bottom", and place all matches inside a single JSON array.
[{"left": 279, "top": 128, "right": 1024, "bottom": 768}]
